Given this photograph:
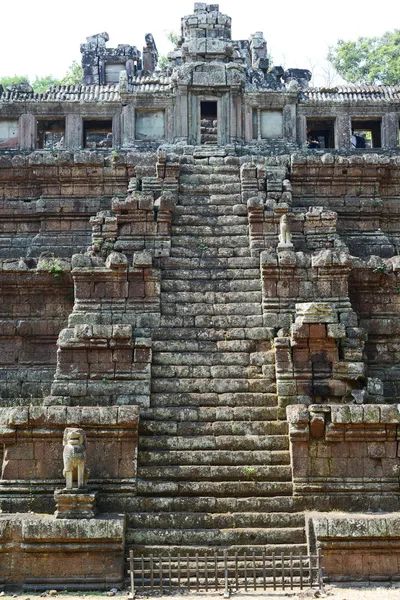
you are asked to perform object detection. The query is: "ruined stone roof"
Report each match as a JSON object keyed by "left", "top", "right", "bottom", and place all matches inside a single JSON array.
[
  {"left": 0, "top": 84, "right": 121, "bottom": 102},
  {"left": 300, "top": 85, "right": 400, "bottom": 103},
  {"left": 128, "top": 73, "right": 172, "bottom": 93}
]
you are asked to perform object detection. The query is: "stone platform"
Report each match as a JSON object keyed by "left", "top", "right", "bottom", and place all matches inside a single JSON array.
[{"left": 0, "top": 513, "right": 125, "bottom": 590}]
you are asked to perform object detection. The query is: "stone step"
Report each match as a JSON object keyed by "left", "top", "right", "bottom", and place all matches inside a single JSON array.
[
  {"left": 140, "top": 407, "right": 278, "bottom": 423},
  {"left": 136, "top": 480, "right": 293, "bottom": 497},
  {"left": 180, "top": 174, "right": 240, "bottom": 185},
  {"left": 128, "top": 543, "right": 308, "bottom": 557},
  {"left": 138, "top": 465, "right": 292, "bottom": 482},
  {"left": 159, "top": 291, "right": 261, "bottom": 305},
  {"left": 139, "top": 435, "right": 286, "bottom": 452},
  {"left": 138, "top": 449, "right": 289, "bottom": 466},
  {"left": 179, "top": 165, "right": 239, "bottom": 175},
  {"left": 161, "top": 257, "right": 258, "bottom": 270},
  {"left": 201, "top": 136, "right": 218, "bottom": 144},
  {"left": 128, "top": 496, "right": 298, "bottom": 514},
  {"left": 128, "top": 512, "right": 304, "bottom": 530},
  {"left": 152, "top": 340, "right": 256, "bottom": 352},
  {"left": 139, "top": 420, "right": 287, "bottom": 437},
  {"left": 160, "top": 279, "right": 260, "bottom": 292},
  {"left": 151, "top": 377, "right": 276, "bottom": 395},
  {"left": 153, "top": 325, "right": 272, "bottom": 341},
  {"left": 128, "top": 527, "right": 305, "bottom": 547},
  {"left": 151, "top": 365, "right": 263, "bottom": 381},
  {"left": 152, "top": 351, "right": 252, "bottom": 366},
  {"left": 149, "top": 392, "right": 278, "bottom": 408},
  {"left": 179, "top": 183, "right": 241, "bottom": 195},
  {"left": 173, "top": 215, "right": 247, "bottom": 226},
  {"left": 161, "top": 268, "right": 261, "bottom": 280},
  {"left": 169, "top": 247, "right": 252, "bottom": 259},
  {"left": 177, "top": 194, "right": 242, "bottom": 206},
  {"left": 160, "top": 302, "right": 262, "bottom": 317},
  {"left": 170, "top": 235, "right": 251, "bottom": 248},
  {"left": 171, "top": 224, "right": 247, "bottom": 236}
]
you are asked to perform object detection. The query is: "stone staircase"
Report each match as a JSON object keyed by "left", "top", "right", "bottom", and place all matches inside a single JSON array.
[
  {"left": 200, "top": 119, "right": 218, "bottom": 144},
  {"left": 129, "top": 149, "right": 306, "bottom": 556}
]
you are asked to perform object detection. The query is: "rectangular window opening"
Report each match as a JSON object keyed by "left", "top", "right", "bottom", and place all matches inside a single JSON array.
[
  {"left": 84, "top": 119, "right": 113, "bottom": 148},
  {"left": 351, "top": 118, "right": 382, "bottom": 149},
  {"left": 36, "top": 119, "right": 65, "bottom": 150},
  {"left": 306, "top": 118, "right": 335, "bottom": 149}
]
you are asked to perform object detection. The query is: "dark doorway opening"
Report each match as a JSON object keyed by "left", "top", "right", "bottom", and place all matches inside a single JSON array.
[
  {"left": 306, "top": 118, "right": 335, "bottom": 149},
  {"left": 83, "top": 119, "right": 113, "bottom": 148},
  {"left": 36, "top": 119, "right": 65, "bottom": 149},
  {"left": 200, "top": 101, "right": 218, "bottom": 145},
  {"left": 351, "top": 119, "right": 382, "bottom": 148}
]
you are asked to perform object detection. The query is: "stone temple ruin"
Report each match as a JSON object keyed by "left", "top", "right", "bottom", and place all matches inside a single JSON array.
[{"left": 1, "top": 2, "right": 400, "bottom": 589}]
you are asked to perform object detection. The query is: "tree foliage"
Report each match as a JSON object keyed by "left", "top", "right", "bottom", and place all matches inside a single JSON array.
[
  {"left": 328, "top": 30, "right": 400, "bottom": 85},
  {"left": 0, "top": 61, "right": 83, "bottom": 93},
  {"left": 157, "top": 31, "right": 180, "bottom": 70}
]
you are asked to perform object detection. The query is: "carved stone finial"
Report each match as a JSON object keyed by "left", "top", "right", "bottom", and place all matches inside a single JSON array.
[
  {"left": 278, "top": 214, "right": 293, "bottom": 248},
  {"left": 62, "top": 428, "right": 90, "bottom": 489}
]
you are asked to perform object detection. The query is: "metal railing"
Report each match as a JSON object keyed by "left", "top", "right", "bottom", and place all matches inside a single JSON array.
[{"left": 128, "top": 549, "right": 324, "bottom": 596}]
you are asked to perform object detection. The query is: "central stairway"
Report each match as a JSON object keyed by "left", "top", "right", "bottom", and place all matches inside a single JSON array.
[{"left": 129, "top": 148, "right": 306, "bottom": 556}]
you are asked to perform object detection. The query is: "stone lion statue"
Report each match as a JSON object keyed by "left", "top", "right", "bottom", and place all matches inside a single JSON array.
[{"left": 63, "top": 428, "right": 90, "bottom": 490}]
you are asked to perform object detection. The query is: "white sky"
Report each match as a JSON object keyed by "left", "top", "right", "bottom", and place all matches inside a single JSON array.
[{"left": 0, "top": 0, "right": 397, "bottom": 87}]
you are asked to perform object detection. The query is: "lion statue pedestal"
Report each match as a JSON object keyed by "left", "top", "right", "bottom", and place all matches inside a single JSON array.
[{"left": 54, "top": 427, "right": 97, "bottom": 519}]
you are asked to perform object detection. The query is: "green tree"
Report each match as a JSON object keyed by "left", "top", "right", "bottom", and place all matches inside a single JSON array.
[
  {"left": 157, "top": 31, "right": 180, "bottom": 70},
  {"left": 328, "top": 30, "right": 400, "bottom": 85},
  {"left": 0, "top": 61, "right": 83, "bottom": 94},
  {"left": 60, "top": 61, "right": 83, "bottom": 85},
  {"left": 31, "top": 74, "right": 61, "bottom": 93},
  {"left": 0, "top": 75, "right": 30, "bottom": 89}
]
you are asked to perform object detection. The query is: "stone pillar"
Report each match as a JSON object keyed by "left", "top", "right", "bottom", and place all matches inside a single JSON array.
[
  {"left": 65, "top": 114, "right": 83, "bottom": 150},
  {"left": 122, "top": 104, "right": 135, "bottom": 147},
  {"left": 175, "top": 87, "right": 188, "bottom": 142},
  {"left": 382, "top": 112, "right": 399, "bottom": 149},
  {"left": 297, "top": 114, "right": 307, "bottom": 146},
  {"left": 336, "top": 114, "right": 351, "bottom": 150},
  {"left": 112, "top": 113, "right": 122, "bottom": 148},
  {"left": 283, "top": 104, "right": 295, "bottom": 141},
  {"left": 19, "top": 114, "right": 36, "bottom": 150}
]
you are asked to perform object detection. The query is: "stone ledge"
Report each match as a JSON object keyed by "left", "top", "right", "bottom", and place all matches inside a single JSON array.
[
  {"left": 0, "top": 405, "right": 139, "bottom": 429},
  {"left": 307, "top": 512, "right": 400, "bottom": 581},
  {"left": 0, "top": 513, "right": 125, "bottom": 590}
]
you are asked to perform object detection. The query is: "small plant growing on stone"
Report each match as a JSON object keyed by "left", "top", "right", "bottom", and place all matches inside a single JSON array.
[
  {"left": 373, "top": 264, "right": 390, "bottom": 276},
  {"left": 244, "top": 466, "right": 256, "bottom": 478},
  {"left": 111, "top": 149, "right": 119, "bottom": 168},
  {"left": 42, "top": 255, "right": 64, "bottom": 283}
]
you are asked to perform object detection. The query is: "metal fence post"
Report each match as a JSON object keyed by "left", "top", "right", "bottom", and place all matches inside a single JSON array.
[
  {"left": 224, "top": 549, "right": 230, "bottom": 598},
  {"left": 129, "top": 550, "right": 135, "bottom": 598}
]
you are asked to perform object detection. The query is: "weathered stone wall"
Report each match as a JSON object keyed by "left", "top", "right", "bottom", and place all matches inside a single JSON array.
[
  {"left": 0, "top": 406, "right": 139, "bottom": 513},
  {"left": 288, "top": 404, "right": 400, "bottom": 510}
]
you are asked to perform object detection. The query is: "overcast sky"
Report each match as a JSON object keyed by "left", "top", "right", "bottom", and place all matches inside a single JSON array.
[{"left": 0, "top": 0, "right": 397, "bottom": 87}]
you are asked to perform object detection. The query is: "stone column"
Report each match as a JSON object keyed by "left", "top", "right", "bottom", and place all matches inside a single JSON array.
[
  {"left": 297, "top": 114, "right": 307, "bottom": 146},
  {"left": 112, "top": 113, "right": 122, "bottom": 149},
  {"left": 122, "top": 104, "right": 135, "bottom": 147},
  {"left": 336, "top": 115, "right": 351, "bottom": 150},
  {"left": 19, "top": 114, "right": 36, "bottom": 150},
  {"left": 65, "top": 114, "right": 83, "bottom": 150},
  {"left": 382, "top": 112, "right": 399, "bottom": 149},
  {"left": 175, "top": 86, "right": 188, "bottom": 143}
]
